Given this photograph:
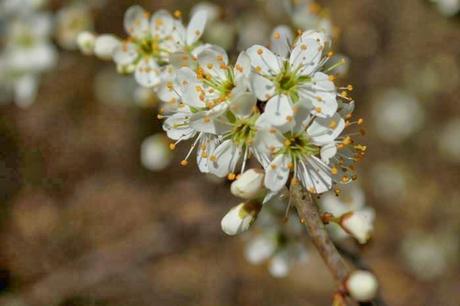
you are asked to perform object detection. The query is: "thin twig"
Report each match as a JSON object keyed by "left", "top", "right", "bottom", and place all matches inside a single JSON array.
[{"left": 290, "top": 184, "right": 350, "bottom": 282}]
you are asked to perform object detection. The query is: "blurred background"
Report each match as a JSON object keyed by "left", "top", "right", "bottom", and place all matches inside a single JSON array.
[{"left": 0, "top": 0, "right": 459, "bottom": 305}]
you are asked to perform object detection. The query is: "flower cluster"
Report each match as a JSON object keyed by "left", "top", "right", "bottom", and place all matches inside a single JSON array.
[
  {"left": 77, "top": 2, "right": 369, "bottom": 276},
  {"left": 0, "top": 0, "right": 98, "bottom": 107},
  {"left": 161, "top": 25, "right": 365, "bottom": 199},
  {"left": 0, "top": 0, "right": 57, "bottom": 107}
]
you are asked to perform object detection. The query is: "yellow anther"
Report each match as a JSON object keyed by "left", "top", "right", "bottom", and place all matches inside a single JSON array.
[
  {"left": 257, "top": 48, "right": 264, "bottom": 55},
  {"left": 331, "top": 167, "right": 338, "bottom": 175},
  {"left": 284, "top": 139, "right": 291, "bottom": 146},
  {"left": 357, "top": 118, "right": 364, "bottom": 125},
  {"left": 155, "top": 18, "right": 164, "bottom": 27},
  {"left": 174, "top": 10, "right": 182, "bottom": 18},
  {"left": 329, "top": 120, "right": 338, "bottom": 129},
  {"left": 273, "top": 32, "right": 281, "bottom": 40},
  {"left": 169, "top": 143, "right": 176, "bottom": 150},
  {"left": 343, "top": 136, "right": 352, "bottom": 145},
  {"left": 180, "top": 160, "right": 188, "bottom": 166},
  {"left": 227, "top": 173, "right": 236, "bottom": 181},
  {"left": 308, "top": 3, "right": 321, "bottom": 14}
]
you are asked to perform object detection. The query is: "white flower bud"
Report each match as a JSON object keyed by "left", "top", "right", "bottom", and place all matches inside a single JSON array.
[
  {"left": 94, "top": 34, "right": 120, "bottom": 60},
  {"left": 77, "top": 31, "right": 96, "bottom": 55},
  {"left": 221, "top": 201, "right": 261, "bottom": 236},
  {"left": 346, "top": 270, "right": 379, "bottom": 302},
  {"left": 340, "top": 211, "right": 373, "bottom": 244},
  {"left": 140, "top": 134, "right": 172, "bottom": 171},
  {"left": 230, "top": 169, "right": 265, "bottom": 200}
]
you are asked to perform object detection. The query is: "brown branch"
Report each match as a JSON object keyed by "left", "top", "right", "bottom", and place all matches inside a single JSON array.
[{"left": 290, "top": 183, "right": 350, "bottom": 282}]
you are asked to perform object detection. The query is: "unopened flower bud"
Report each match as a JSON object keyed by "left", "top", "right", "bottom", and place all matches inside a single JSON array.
[
  {"left": 346, "top": 270, "right": 379, "bottom": 302},
  {"left": 230, "top": 169, "right": 265, "bottom": 199},
  {"left": 340, "top": 211, "right": 373, "bottom": 244},
  {"left": 140, "top": 134, "right": 172, "bottom": 171},
  {"left": 94, "top": 34, "right": 120, "bottom": 60},
  {"left": 77, "top": 31, "right": 96, "bottom": 55},
  {"left": 221, "top": 201, "right": 261, "bottom": 236}
]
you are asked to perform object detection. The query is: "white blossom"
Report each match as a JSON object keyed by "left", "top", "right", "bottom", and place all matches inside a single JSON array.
[
  {"left": 247, "top": 28, "right": 336, "bottom": 129},
  {"left": 319, "top": 184, "right": 375, "bottom": 242},
  {"left": 372, "top": 89, "right": 424, "bottom": 144},
  {"left": 113, "top": 5, "right": 208, "bottom": 88},
  {"left": 141, "top": 134, "right": 173, "bottom": 171},
  {"left": 94, "top": 34, "right": 120, "bottom": 60},
  {"left": 221, "top": 201, "right": 261, "bottom": 236},
  {"left": 340, "top": 211, "right": 373, "bottom": 244},
  {"left": 231, "top": 168, "right": 266, "bottom": 200},
  {"left": 56, "top": 3, "right": 93, "bottom": 50},
  {"left": 346, "top": 270, "right": 379, "bottom": 302},
  {"left": 77, "top": 31, "right": 96, "bottom": 55},
  {"left": 0, "top": 11, "right": 57, "bottom": 107},
  {"left": 431, "top": 0, "right": 460, "bottom": 16}
]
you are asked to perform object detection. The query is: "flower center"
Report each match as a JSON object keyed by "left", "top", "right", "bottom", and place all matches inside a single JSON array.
[
  {"left": 230, "top": 114, "right": 259, "bottom": 146},
  {"left": 138, "top": 37, "right": 161, "bottom": 57},
  {"left": 280, "top": 132, "right": 320, "bottom": 160},
  {"left": 16, "top": 33, "right": 35, "bottom": 48},
  {"left": 273, "top": 62, "right": 311, "bottom": 102}
]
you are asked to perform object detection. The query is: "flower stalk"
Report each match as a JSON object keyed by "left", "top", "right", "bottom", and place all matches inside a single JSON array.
[{"left": 290, "top": 183, "right": 350, "bottom": 282}]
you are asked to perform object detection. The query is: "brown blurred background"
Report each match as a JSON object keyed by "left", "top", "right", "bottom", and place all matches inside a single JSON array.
[{"left": 0, "top": 0, "right": 459, "bottom": 305}]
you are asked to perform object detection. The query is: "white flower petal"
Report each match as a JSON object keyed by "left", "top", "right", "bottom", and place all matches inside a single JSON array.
[
  {"left": 150, "top": 10, "right": 174, "bottom": 39},
  {"left": 245, "top": 235, "right": 277, "bottom": 264},
  {"left": 320, "top": 142, "right": 338, "bottom": 163},
  {"left": 196, "top": 135, "right": 218, "bottom": 173},
  {"left": 297, "top": 156, "right": 332, "bottom": 194},
  {"left": 186, "top": 9, "right": 207, "bottom": 46},
  {"left": 269, "top": 250, "right": 291, "bottom": 278},
  {"left": 190, "top": 103, "right": 229, "bottom": 134},
  {"left": 308, "top": 113, "right": 345, "bottom": 145},
  {"left": 209, "top": 140, "right": 242, "bottom": 178},
  {"left": 247, "top": 45, "right": 281, "bottom": 75},
  {"left": 270, "top": 25, "right": 293, "bottom": 58},
  {"left": 124, "top": 5, "right": 149, "bottom": 39},
  {"left": 197, "top": 46, "right": 228, "bottom": 80},
  {"left": 168, "top": 51, "right": 195, "bottom": 68},
  {"left": 289, "top": 38, "right": 321, "bottom": 76},
  {"left": 264, "top": 154, "right": 291, "bottom": 193},
  {"left": 94, "top": 34, "right": 120, "bottom": 60},
  {"left": 250, "top": 73, "right": 275, "bottom": 101},
  {"left": 229, "top": 92, "right": 257, "bottom": 119},
  {"left": 113, "top": 41, "right": 138, "bottom": 66},
  {"left": 264, "top": 95, "right": 294, "bottom": 127},
  {"left": 234, "top": 51, "right": 251, "bottom": 82},
  {"left": 162, "top": 112, "right": 195, "bottom": 140},
  {"left": 298, "top": 30, "right": 330, "bottom": 50},
  {"left": 135, "top": 58, "right": 161, "bottom": 88}
]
